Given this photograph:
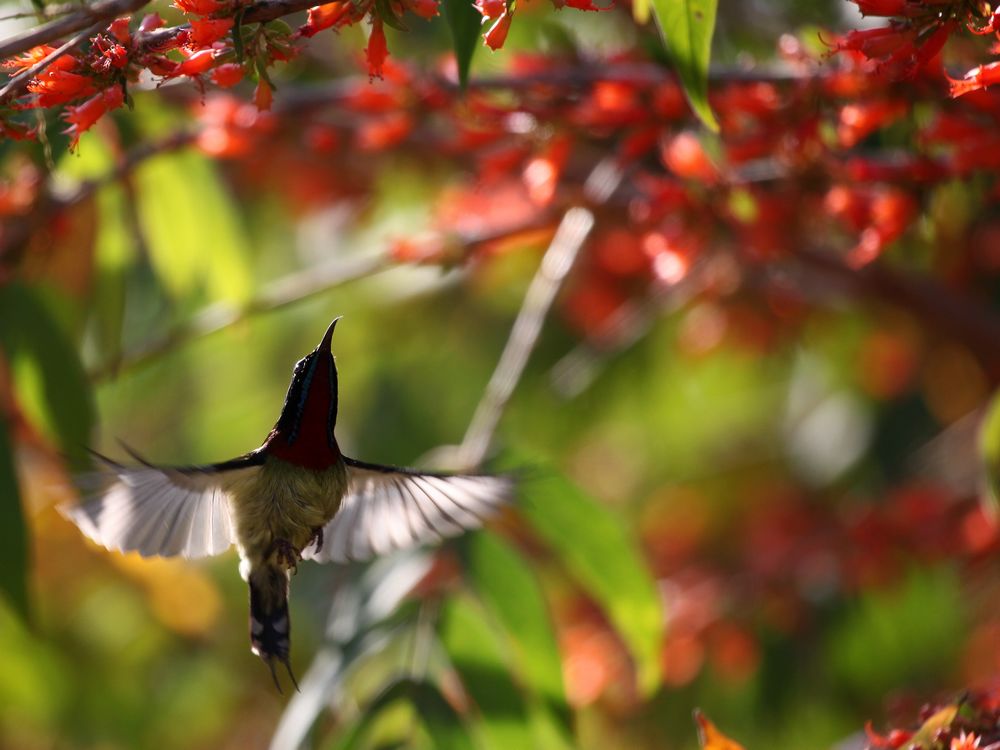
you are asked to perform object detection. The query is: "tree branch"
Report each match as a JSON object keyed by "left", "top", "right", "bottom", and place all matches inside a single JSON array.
[
  {"left": 0, "top": 20, "right": 104, "bottom": 103},
  {"left": 456, "top": 157, "right": 624, "bottom": 470},
  {"left": 0, "top": 0, "right": 148, "bottom": 59}
]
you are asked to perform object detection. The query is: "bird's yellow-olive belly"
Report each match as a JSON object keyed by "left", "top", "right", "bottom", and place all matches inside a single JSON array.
[{"left": 226, "top": 455, "right": 348, "bottom": 564}]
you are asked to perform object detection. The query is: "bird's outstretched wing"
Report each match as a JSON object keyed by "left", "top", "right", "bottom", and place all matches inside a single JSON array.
[
  {"left": 62, "top": 451, "right": 264, "bottom": 559},
  {"left": 303, "top": 456, "right": 514, "bottom": 564}
]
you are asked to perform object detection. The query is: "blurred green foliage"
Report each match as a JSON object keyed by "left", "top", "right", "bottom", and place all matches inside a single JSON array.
[{"left": 1, "top": 1, "right": 998, "bottom": 749}]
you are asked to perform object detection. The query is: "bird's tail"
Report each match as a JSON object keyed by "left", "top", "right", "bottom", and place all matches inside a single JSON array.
[{"left": 248, "top": 563, "right": 297, "bottom": 692}]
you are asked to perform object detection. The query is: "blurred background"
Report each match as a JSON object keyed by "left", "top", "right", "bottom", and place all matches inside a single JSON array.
[{"left": 3, "top": 0, "right": 1000, "bottom": 748}]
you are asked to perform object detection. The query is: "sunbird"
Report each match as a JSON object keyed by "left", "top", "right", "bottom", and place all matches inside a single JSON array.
[{"left": 63, "top": 318, "right": 513, "bottom": 689}]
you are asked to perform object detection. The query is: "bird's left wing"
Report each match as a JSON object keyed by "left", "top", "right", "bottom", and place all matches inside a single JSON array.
[
  {"left": 62, "top": 451, "right": 263, "bottom": 559},
  {"left": 303, "top": 456, "right": 514, "bottom": 564}
]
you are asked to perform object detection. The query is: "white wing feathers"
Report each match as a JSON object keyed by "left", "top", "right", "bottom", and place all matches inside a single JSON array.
[
  {"left": 63, "top": 462, "right": 245, "bottom": 559},
  {"left": 304, "top": 461, "right": 514, "bottom": 564}
]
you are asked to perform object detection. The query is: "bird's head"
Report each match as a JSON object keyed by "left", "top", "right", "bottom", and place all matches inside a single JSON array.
[{"left": 264, "top": 317, "right": 342, "bottom": 466}]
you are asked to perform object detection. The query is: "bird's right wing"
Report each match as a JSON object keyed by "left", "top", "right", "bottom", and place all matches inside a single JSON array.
[
  {"left": 62, "top": 451, "right": 263, "bottom": 559},
  {"left": 304, "top": 457, "right": 514, "bottom": 564}
]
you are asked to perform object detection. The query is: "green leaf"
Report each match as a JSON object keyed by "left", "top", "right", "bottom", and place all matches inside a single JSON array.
[
  {"left": 375, "top": 0, "right": 409, "bottom": 31},
  {"left": 133, "top": 151, "right": 253, "bottom": 305},
  {"left": 440, "top": 595, "right": 536, "bottom": 749},
  {"left": 902, "top": 704, "right": 958, "bottom": 750},
  {"left": 462, "top": 533, "right": 564, "bottom": 704},
  {"left": 410, "top": 681, "right": 477, "bottom": 750},
  {"left": 0, "top": 283, "right": 95, "bottom": 467},
  {"left": 327, "top": 679, "right": 474, "bottom": 750},
  {"left": 442, "top": 0, "right": 481, "bottom": 90},
  {"left": 650, "top": 0, "right": 719, "bottom": 131},
  {"left": 979, "top": 389, "right": 1000, "bottom": 515},
  {"left": 0, "top": 415, "right": 30, "bottom": 623},
  {"left": 515, "top": 467, "right": 664, "bottom": 696}
]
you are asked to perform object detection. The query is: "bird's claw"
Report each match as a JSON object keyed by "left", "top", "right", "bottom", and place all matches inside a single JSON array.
[
  {"left": 309, "top": 525, "right": 324, "bottom": 554},
  {"left": 270, "top": 539, "right": 300, "bottom": 572}
]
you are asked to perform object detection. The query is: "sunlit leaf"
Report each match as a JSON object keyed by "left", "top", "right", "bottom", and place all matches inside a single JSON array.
[
  {"left": 0, "top": 416, "right": 30, "bottom": 623},
  {"left": 0, "top": 283, "right": 95, "bottom": 467},
  {"left": 134, "top": 151, "right": 252, "bottom": 305},
  {"left": 462, "top": 533, "right": 565, "bottom": 704},
  {"left": 694, "top": 709, "right": 746, "bottom": 750},
  {"left": 440, "top": 594, "right": 536, "bottom": 749},
  {"left": 515, "top": 468, "right": 663, "bottom": 696},
  {"left": 979, "top": 389, "right": 1000, "bottom": 515},
  {"left": 442, "top": 0, "right": 480, "bottom": 89},
  {"left": 902, "top": 704, "right": 958, "bottom": 750},
  {"left": 649, "top": 0, "right": 719, "bottom": 131}
]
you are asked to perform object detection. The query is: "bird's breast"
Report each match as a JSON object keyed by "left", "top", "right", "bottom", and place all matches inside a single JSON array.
[{"left": 228, "top": 456, "right": 348, "bottom": 563}]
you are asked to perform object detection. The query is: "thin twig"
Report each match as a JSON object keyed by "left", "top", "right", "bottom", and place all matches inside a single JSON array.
[
  {"left": 456, "top": 157, "right": 624, "bottom": 470},
  {"left": 90, "top": 253, "right": 390, "bottom": 380},
  {"left": 0, "top": 20, "right": 103, "bottom": 103},
  {"left": 0, "top": 0, "right": 148, "bottom": 60}
]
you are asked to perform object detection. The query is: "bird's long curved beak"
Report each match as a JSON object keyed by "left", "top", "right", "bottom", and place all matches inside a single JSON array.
[{"left": 319, "top": 316, "right": 341, "bottom": 352}]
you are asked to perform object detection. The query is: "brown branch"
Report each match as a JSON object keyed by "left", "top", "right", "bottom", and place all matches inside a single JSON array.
[
  {"left": 139, "top": 0, "right": 321, "bottom": 52},
  {"left": 0, "top": 20, "right": 104, "bottom": 103},
  {"left": 0, "top": 0, "right": 148, "bottom": 59}
]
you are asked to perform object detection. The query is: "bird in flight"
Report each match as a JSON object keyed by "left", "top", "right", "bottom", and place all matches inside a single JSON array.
[{"left": 63, "top": 317, "right": 514, "bottom": 689}]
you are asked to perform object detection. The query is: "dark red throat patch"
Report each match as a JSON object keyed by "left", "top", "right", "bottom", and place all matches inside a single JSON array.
[{"left": 265, "top": 350, "right": 341, "bottom": 470}]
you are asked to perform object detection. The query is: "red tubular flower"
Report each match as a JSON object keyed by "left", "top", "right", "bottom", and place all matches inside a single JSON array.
[
  {"left": 254, "top": 79, "right": 273, "bottom": 110},
  {"left": 298, "top": 2, "right": 354, "bottom": 37},
  {"left": 188, "top": 17, "right": 233, "bottom": 47},
  {"left": 211, "top": 62, "right": 244, "bottom": 87},
  {"left": 660, "top": 131, "right": 718, "bottom": 184},
  {"left": 170, "top": 48, "right": 218, "bottom": 77},
  {"left": 365, "top": 17, "right": 388, "bottom": 79},
  {"left": 4, "top": 45, "right": 78, "bottom": 72},
  {"left": 832, "top": 25, "right": 916, "bottom": 59},
  {"left": 138, "top": 14, "right": 165, "bottom": 34},
  {"left": 949, "top": 61, "right": 1000, "bottom": 97},
  {"left": 851, "top": 0, "right": 909, "bottom": 16},
  {"left": 483, "top": 10, "right": 512, "bottom": 50},
  {"left": 474, "top": 0, "right": 505, "bottom": 19},
  {"left": 63, "top": 85, "right": 124, "bottom": 147},
  {"left": 837, "top": 99, "right": 907, "bottom": 147},
  {"left": 26, "top": 70, "right": 96, "bottom": 107},
  {"left": 404, "top": 0, "right": 439, "bottom": 19},
  {"left": 108, "top": 17, "right": 131, "bottom": 43},
  {"left": 173, "top": 0, "right": 223, "bottom": 14}
]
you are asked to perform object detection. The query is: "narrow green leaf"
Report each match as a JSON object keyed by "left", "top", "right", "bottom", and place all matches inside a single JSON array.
[
  {"left": 134, "top": 151, "right": 253, "bottom": 305},
  {"left": 0, "top": 416, "right": 30, "bottom": 623},
  {"left": 327, "top": 679, "right": 474, "bottom": 750},
  {"left": 442, "top": 0, "right": 480, "bottom": 90},
  {"left": 440, "top": 595, "right": 536, "bottom": 749},
  {"left": 979, "top": 389, "right": 1000, "bottom": 515},
  {"left": 463, "top": 533, "right": 564, "bottom": 704},
  {"left": 410, "top": 681, "right": 476, "bottom": 750},
  {"left": 516, "top": 468, "right": 664, "bottom": 696},
  {"left": 375, "top": 0, "right": 409, "bottom": 31},
  {"left": 233, "top": 8, "right": 247, "bottom": 61},
  {"left": 650, "top": 0, "right": 719, "bottom": 131},
  {"left": 0, "top": 283, "right": 95, "bottom": 467}
]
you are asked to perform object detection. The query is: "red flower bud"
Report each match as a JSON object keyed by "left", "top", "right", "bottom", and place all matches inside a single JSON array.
[
  {"left": 483, "top": 10, "right": 511, "bottom": 50},
  {"left": 211, "top": 62, "right": 244, "bottom": 87},
  {"left": 63, "top": 85, "right": 124, "bottom": 147},
  {"left": 365, "top": 16, "right": 388, "bottom": 79}
]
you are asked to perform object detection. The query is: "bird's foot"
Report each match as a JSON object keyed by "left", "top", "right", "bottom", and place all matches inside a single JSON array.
[
  {"left": 309, "top": 525, "right": 325, "bottom": 555},
  {"left": 270, "top": 539, "right": 300, "bottom": 572}
]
